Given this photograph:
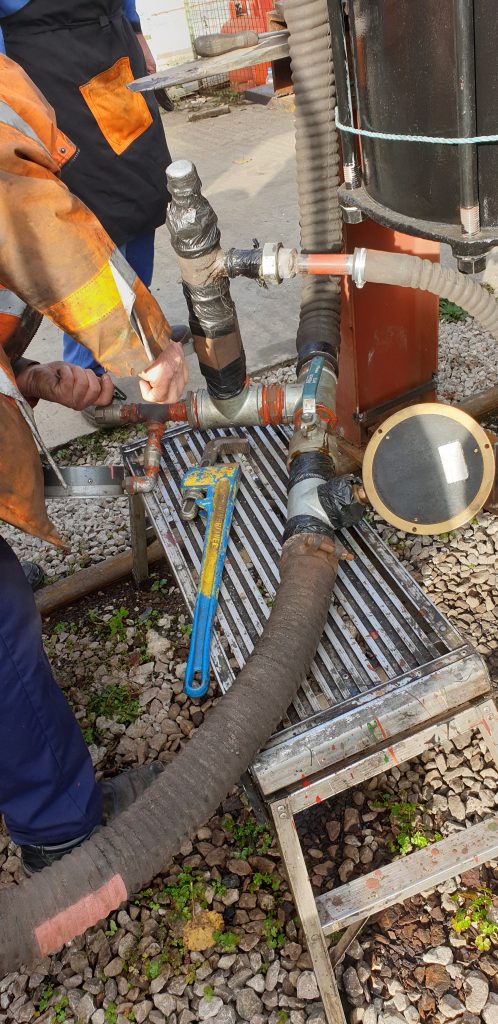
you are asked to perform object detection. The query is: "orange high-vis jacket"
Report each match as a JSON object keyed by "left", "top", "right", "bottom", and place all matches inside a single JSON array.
[{"left": 0, "top": 54, "right": 172, "bottom": 545}]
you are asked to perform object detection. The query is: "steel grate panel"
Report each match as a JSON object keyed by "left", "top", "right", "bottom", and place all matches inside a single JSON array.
[{"left": 122, "top": 425, "right": 462, "bottom": 726}]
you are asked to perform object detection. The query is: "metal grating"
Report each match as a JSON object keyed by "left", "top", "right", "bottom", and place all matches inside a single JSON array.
[{"left": 122, "top": 425, "right": 464, "bottom": 728}]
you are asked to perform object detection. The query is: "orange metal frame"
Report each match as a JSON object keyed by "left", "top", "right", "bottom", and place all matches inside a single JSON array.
[{"left": 336, "top": 220, "right": 440, "bottom": 446}]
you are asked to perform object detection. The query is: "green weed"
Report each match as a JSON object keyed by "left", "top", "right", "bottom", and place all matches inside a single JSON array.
[
  {"left": 373, "top": 794, "right": 442, "bottom": 856},
  {"left": 439, "top": 298, "right": 468, "bottom": 322},
  {"left": 107, "top": 607, "right": 129, "bottom": 639},
  {"left": 249, "top": 872, "right": 281, "bottom": 894},
  {"left": 151, "top": 578, "right": 169, "bottom": 594},
  {"left": 451, "top": 887, "right": 498, "bottom": 952},
  {"left": 203, "top": 986, "right": 214, "bottom": 1002},
  {"left": 262, "top": 914, "right": 285, "bottom": 950},
  {"left": 104, "top": 1004, "right": 118, "bottom": 1024},
  {"left": 105, "top": 919, "right": 118, "bottom": 937},
  {"left": 223, "top": 815, "right": 273, "bottom": 859},
  {"left": 87, "top": 683, "right": 139, "bottom": 725},
  {"left": 35, "top": 985, "right": 54, "bottom": 1015},
  {"left": 52, "top": 995, "right": 69, "bottom": 1023},
  {"left": 276, "top": 1012, "right": 289, "bottom": 1024},
  {"left": 212, "top": 930, "right": 239, "bottom": 951},
  {"left": 163, "top": 867, "right": 207, "bottom": 919},
  {"left": 147, "top": 961, "right": 161, "bottom": 980},
  {"left": 52, "top": 621, "right": 76, "bottom": 636}
]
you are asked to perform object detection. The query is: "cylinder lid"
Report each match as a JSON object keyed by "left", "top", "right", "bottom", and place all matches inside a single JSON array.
[{"left": 362, "top": 403, "right": 495, "bottom": 534}]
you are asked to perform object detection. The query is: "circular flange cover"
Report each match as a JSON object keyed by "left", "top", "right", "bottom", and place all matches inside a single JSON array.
[{"left": 362, "top": 403, "right": 495, "bottom": 535}]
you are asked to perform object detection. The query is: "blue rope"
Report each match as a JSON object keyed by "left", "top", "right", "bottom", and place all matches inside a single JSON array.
[{"left": 334, "top": 109, "right": 498, "bottom": 145}]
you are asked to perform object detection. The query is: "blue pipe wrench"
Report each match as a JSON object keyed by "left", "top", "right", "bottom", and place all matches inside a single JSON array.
[{"left": 181, "top": 461, "right": 243, "bottom": 698}]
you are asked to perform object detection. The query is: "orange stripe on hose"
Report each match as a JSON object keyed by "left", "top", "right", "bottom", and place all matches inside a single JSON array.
[{"left": 34, "top": 875, "right": 127, "bottom": 955}]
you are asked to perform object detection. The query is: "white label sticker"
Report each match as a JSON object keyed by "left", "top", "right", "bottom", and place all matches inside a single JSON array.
[{"left": 438, "top": 440, "right": 469, "bottom": 485}]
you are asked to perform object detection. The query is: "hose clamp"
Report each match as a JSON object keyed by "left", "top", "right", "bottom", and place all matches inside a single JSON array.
[{"left": 352, "top": 247, "right": 367, "bottom": 289}]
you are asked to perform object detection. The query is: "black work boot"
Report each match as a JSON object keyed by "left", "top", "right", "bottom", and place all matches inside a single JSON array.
[
  {"left": 20, "top": 763, "right": 163, "bottom": 875},
  {"left": 21, "top": 561, "right": 44, "bottom": 592}
]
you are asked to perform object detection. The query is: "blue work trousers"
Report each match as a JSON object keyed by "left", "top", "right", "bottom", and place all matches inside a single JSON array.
[
  {"left": 62, "top": 231, "right": 155, "bottom": 372},
  {"left": 0, "top": 538, "right": 101, "bottom": 845}
]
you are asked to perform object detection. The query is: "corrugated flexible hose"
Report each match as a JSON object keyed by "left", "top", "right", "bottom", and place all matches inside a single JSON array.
[
  {"left": 285, "top": 0, "right": 343, "bottom": 368},
  {"left": 0, "top": 535, "right": 337, "bottom": 971},
  {"left": 361, "top": 249, "right": 498, "bottom": 340}
]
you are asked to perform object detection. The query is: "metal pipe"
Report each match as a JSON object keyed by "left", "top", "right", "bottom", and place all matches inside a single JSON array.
[
  {"left": 124, "top": 423, "right": 165, "bottom": 494},
  {"left": 454, "top": 0, "right": 479, "bottom": 236}
]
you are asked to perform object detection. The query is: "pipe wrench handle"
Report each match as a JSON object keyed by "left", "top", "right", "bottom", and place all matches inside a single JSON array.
[{"left": 184, "top": 592, "right": 218, "bottom": 697}]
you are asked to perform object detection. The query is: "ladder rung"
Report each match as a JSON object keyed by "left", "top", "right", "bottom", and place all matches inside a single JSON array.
[{"left": 317, "top": 817, "right": 498, "bottom": 934}]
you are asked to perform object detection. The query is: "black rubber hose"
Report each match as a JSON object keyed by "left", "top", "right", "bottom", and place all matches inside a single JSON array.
[
  {"left": 0, "top": 532, "right": 337, "bottom": 972},
  {"left": 285, "top": 0, "right": 343, "bottom": 371}
]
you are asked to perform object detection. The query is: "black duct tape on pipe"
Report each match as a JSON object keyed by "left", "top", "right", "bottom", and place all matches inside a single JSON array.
[
  {"left": 318, "top": 476, "right": 365, "bottom": 531},
  {"left": 167, "top": 178, "right": 220, "bottom": 258},
  {"left": 284, "top": 451, "right": 336, "bottom": 542},
  {"left": 225, "top": 248, "right": 263, "bottom": 279},
  {"left": 183, "top": 282, "right": 237, "bottom": 338},
  {"left": 198, "top": 356, "right": 247, "bottom": 400}
]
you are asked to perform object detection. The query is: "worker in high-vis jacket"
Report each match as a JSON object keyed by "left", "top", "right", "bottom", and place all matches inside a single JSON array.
[
  {"left": 0, "top": 54, "right": 187, "bottom": 874},
  {"left": 0, "top": 0, "right": 170, "bottom": 386}
]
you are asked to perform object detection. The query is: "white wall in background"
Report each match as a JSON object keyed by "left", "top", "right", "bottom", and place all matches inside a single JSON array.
[{"left": 138, "top": 0, "right": 194, "bottom": 67}]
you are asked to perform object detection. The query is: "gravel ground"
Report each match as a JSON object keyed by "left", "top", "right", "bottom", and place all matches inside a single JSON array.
[{"left": 0, "top": 314, "right": 497, "bottom": 1024}]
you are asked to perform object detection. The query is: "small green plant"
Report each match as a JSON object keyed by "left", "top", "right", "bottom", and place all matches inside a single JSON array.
[
  {"left": 104, "top": 1004, "right": 118, "bottom": 1024},
  {"left": 276, "top": 1012, "right": 289, "bottom": 1024},
  {"left": 451, "top": 887, "right": 498, "bottom": 952},
  {"left": 35, "top": 985, "right": 54, "bottom": 1015},
  {"left": 163, "top": 866, "right": 206, "bottom": 918},
  {"left": 107, "top": 606, "right": 129, "bottom": 639},
  {"left": 372, "top": 794, "right": 442, "bottom": 856},
  {"left": 52, "top": 995, "right": 69, "bottom": 1023},
  {"left": 203, "top": 985, "right": 214, "bottom": 1002},
  {"left": 87, "top": 608, "right": 101, "bottom": 625},
  {"left": 213, "top": 930, "right": 239, "bottom": 951},
  {"left": 105, "top": 918, "right": 118, "bottom": 937},
  {"left": 81, "top": 725, "right": 94, "bottom": 745},
  {"left": 53, "top": 621, "right": 76, "bottom": 636},
  {"left": 249, "top": 872, "right": 281, "bottom": 894},
  {"left": 212, "top": 879, "right": 227, "bottom": 897},
  {"left": 179, "top": 622, "right": 193, "bottom": 638},
  {"left": 439, "top": 298, "right": 468, "bottom": 322},
  {"left": 87, "top": 683, "right": 139, "bottom": 725},
  {"left": 223, "top": 815, "right": 273, "bottom": 858},
  {"left": 147, "top": 961, "right": 161, "bottom": 980},
  {"left": 151, "top": 577, "right": 169, "bottom": 594},
  {"left": 134, "top": 886, "right": 160, "bottom": 910},
  {"left": 262, "top": 913, "right": 285, "bottom": 950}
]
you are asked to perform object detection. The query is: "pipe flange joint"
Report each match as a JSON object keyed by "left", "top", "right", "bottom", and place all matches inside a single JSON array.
[
  {"left": 261, "top": 241, "right": 283, "bottom": 285},
  {"left": 352, "top": 247, "right": 367, "bottom": 289}
]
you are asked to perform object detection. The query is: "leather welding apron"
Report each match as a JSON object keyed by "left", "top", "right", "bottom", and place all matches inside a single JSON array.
[{"left": 1, "top": 0, "right": 170, "bottom": 246}]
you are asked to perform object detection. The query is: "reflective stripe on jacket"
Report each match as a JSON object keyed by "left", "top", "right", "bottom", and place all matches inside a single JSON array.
[{"left": 0, "top": 54, "right": 172, "bottom": 542}]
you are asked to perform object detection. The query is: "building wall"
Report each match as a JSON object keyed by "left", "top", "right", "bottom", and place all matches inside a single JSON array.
[{"left": 138, "top": 0, "right": 194, "bottom": 67}]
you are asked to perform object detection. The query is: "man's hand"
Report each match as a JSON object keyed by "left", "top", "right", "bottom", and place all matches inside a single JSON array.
[
  {"left": 15, "top": 362, "right": 114, "bottom": 410},
  {"left": 139, "top": 342, "right": 188, "bottom": 403},
  {"left": 136, "top": 31, "right": 157, "bottom": 75}
]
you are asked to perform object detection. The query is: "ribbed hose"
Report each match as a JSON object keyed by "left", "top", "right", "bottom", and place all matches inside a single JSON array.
[
  {"left": 285, "top": 0, "right": 343, "bottom": 368},
  {"left": 0, "top": 534, "right": 337, "bottom": 973},
  {"left": 362, "top": 250, "right": 498, "bottom": 340}
]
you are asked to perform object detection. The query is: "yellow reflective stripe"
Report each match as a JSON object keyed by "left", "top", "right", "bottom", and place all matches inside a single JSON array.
[{"left": 44, "top": 261, "right": 122, "bottom": 334}]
